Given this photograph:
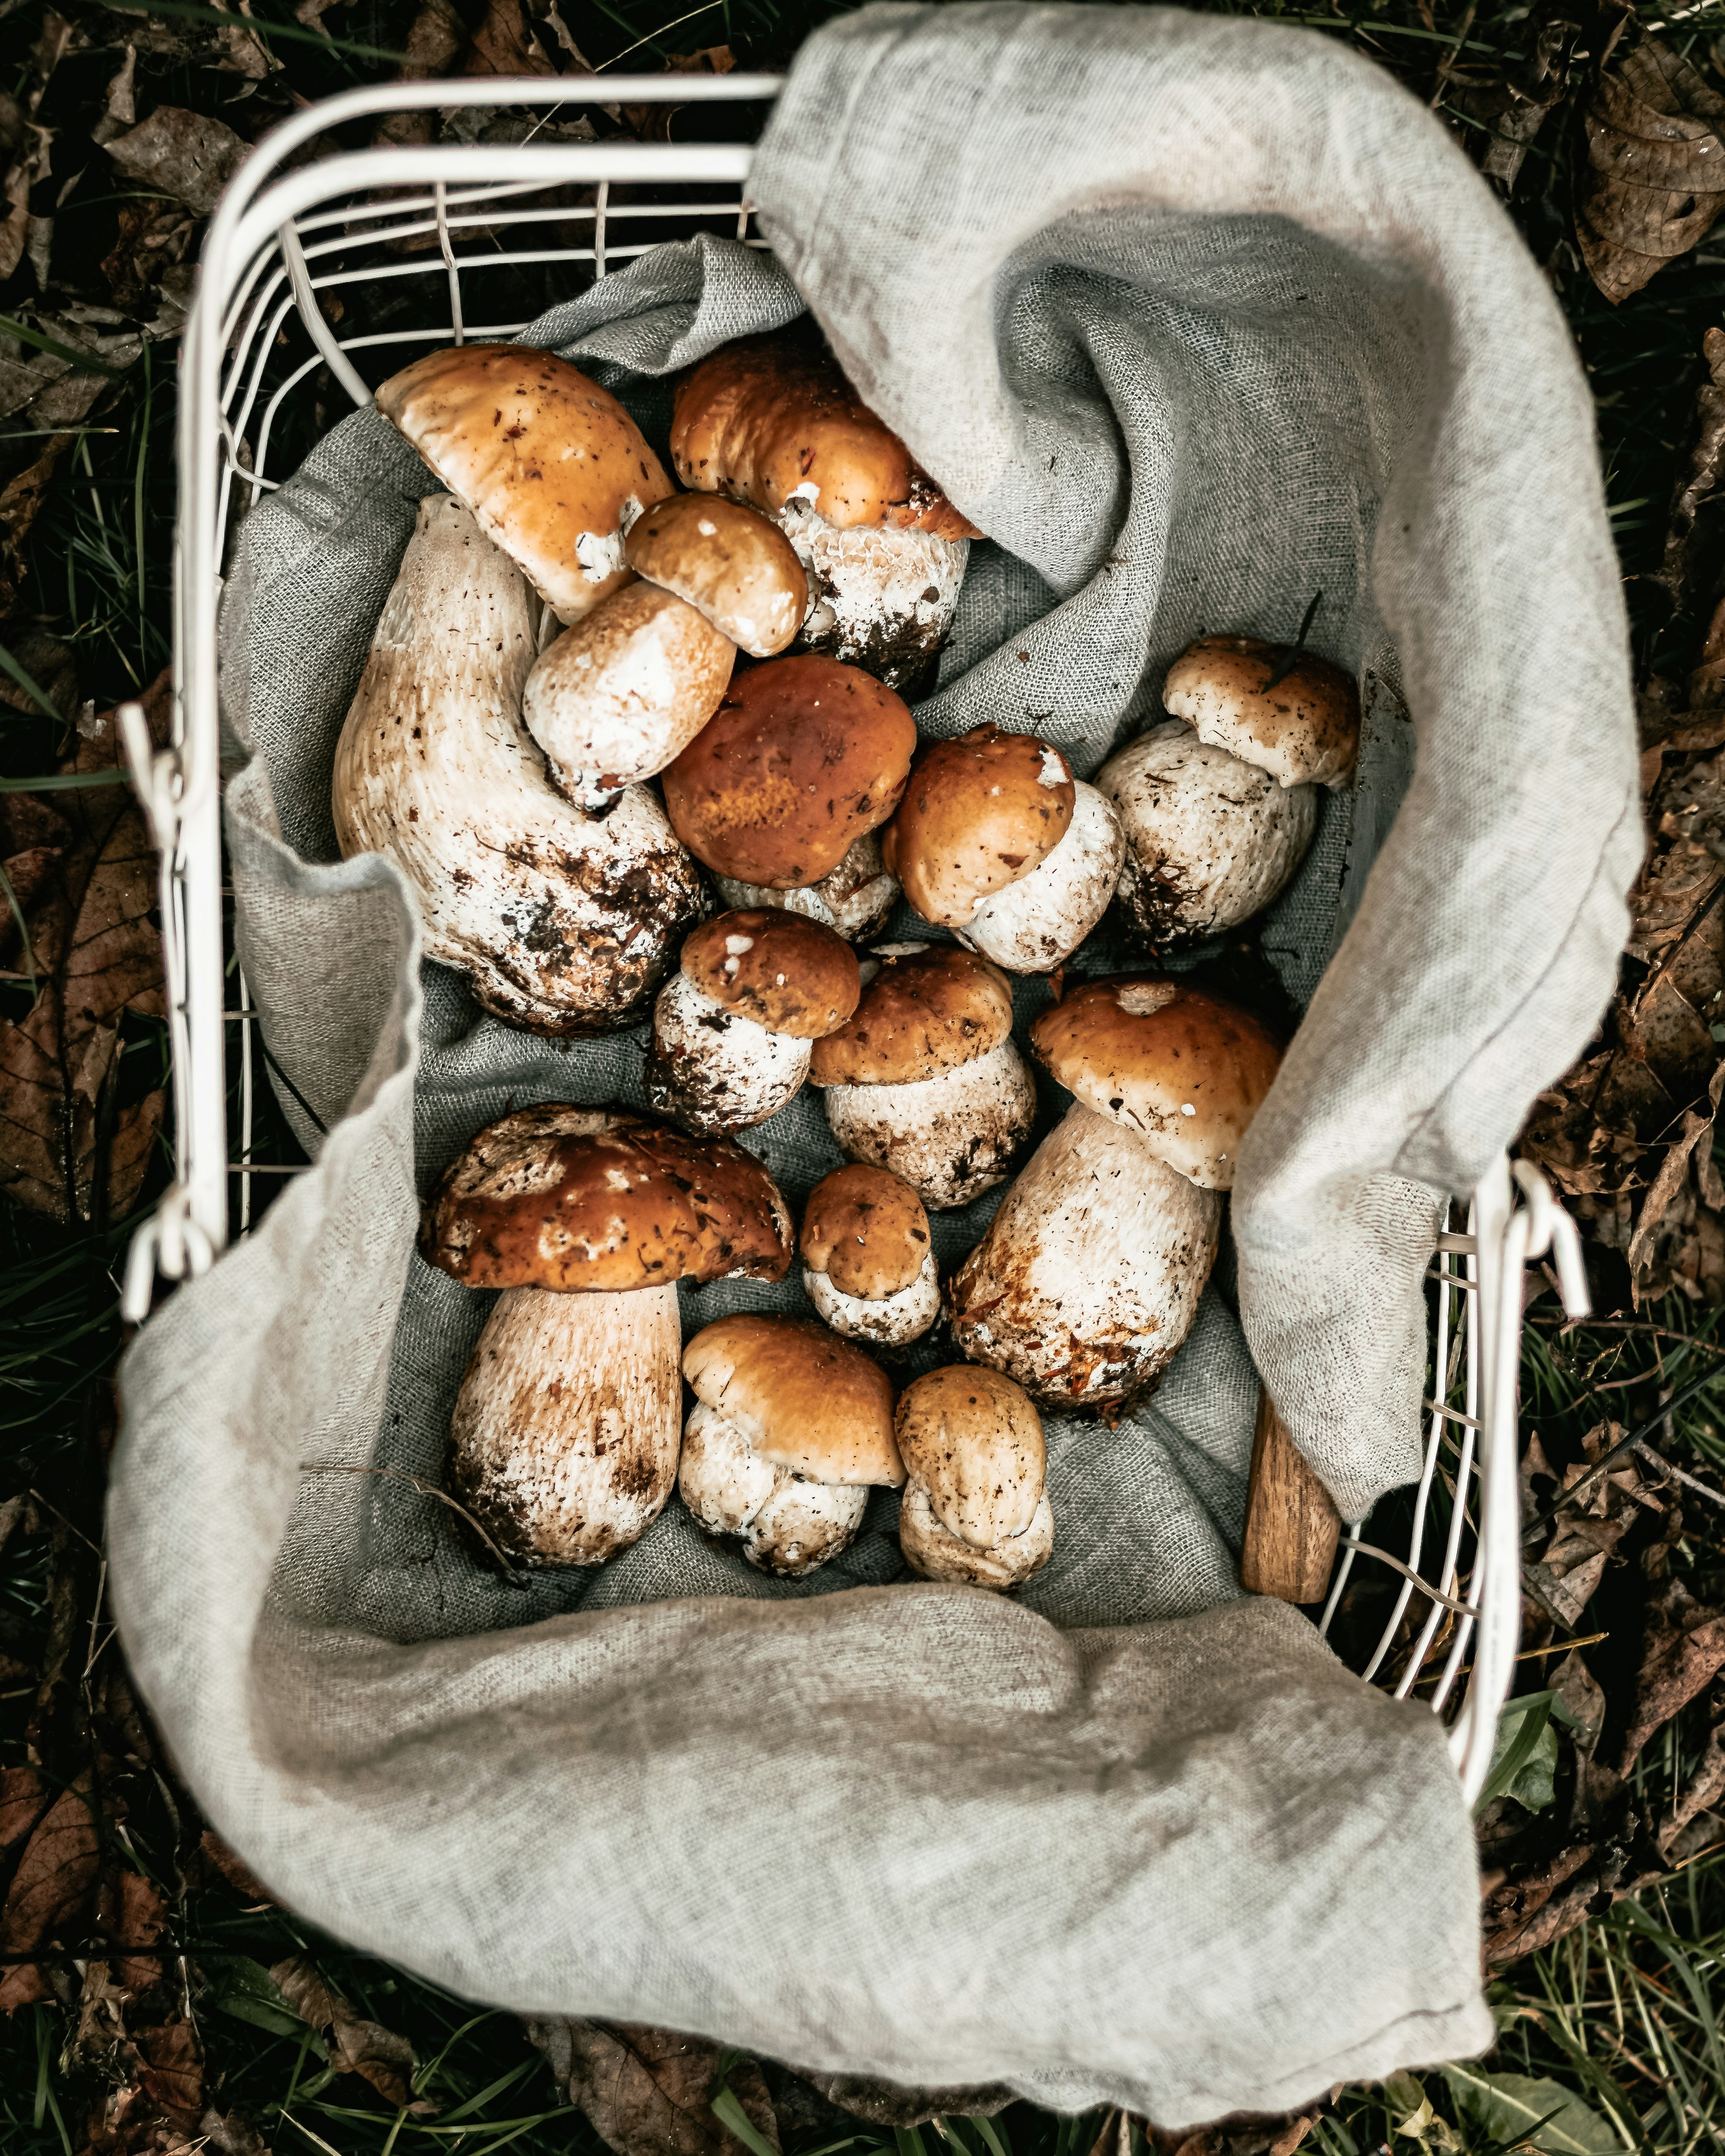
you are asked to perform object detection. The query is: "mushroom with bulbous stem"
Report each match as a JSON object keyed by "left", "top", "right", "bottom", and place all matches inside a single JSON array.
[
  {"left": 895, "top": 1365, "right": 1053, "bottom": 1589},
  {"left": 799, "top": 1164, "right": 940, "bottom": 1347},
  {"left": 714, "top": 831, "right": 900, "bottom": 944}
]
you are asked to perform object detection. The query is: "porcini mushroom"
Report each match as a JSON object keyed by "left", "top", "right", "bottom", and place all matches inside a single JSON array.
[
  {"left": 661, "top": 655, "right": 916, "bottom": 890},
  {"left": 679, "top": 1314, "right": 904, "bottom": 1576},
  {"left": 714, "top": 831, "right": 900, "bottom": 944},
  {"left": 624, "top": 492, "right": 807, "bottom": 658},
  {"left": 1164, "top": 634, "right": 1360, "bottom": 790},
  {"left": 420, "top": 1106, "right": 793, "bottom": 1567},
  {"left": 807, "top": 943, "right": 1035, "bottom": 1210},
  {"left": 882, "top": 724, "right": 1126, "bottom": 972},
  {"left": 800, "top": 1164, "right": 940, "bottom": 1346},
  {"left": 895, "top": 1365, "right": 1053, "bottom": 1590},
  {"left": 646, "top": 908, "right": 861, "bottom": 1133},
  {"left": 375, "top": 343, "right": 674, "bottom": 624},
  {"left": 331, "top": 495, "right": 705, "bottom": 1035},
  {"left": 949, "top": 978, "right": 1281, "bottom": 1405},
  {"left": 670, "top": 331, "right": 979, "bottom": 689}
]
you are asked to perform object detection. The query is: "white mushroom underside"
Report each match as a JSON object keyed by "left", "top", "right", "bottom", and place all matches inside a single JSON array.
[
  {"left": 1095, "top": 720, "right": 1317, "bottom": 943},
  {"left": 899, "top": 1480, "right": 1055, "bottom": 1590},
  {"left": 646, "top": 971, "right": 810, "bottom": 1132},
  {"left": 950, "top": 1104, "right": 1222, "bottom": 1405},
  {"left": 958, "top": 781, "right": 1127, "bottom": 973},
  {"left": 678, "top": 1400, "right": 869, "bottom": 1576},
  {"left": 777, "top": 492, "right": 968, "bottom": 687},
  {"left": 715, "top": 831, "right": 899, "bottom": 943},
  {"left": 821, "top": 1036, "right": 1038, "bottom": 1211},
  {"left": 803, "top": 1245, "right": 941, "bottom": 1345},
  {"left": 448, "top": 1283, "right": 682, "bottom": 1566}
]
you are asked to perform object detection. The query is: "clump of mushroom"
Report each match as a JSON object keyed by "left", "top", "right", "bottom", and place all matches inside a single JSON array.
[
  {"left": 1097, "top": 634, "right": 1360, "bottom": 944},
  {"left": 895, "top": 1365, "right": 1053, "bottom": 1590},
  {"left": 949, "top": 978, "right": 1281, "bottom": 1405},
  {"left": 882, "top": 724, "right": 1125, "bottom": 972},
  {"left": 646, "top": 908, "right": 861, "bottom": 1133},
  {"left": 680, "top": 1314, "right": 905, "bottom": 1576},
  {"left": 800, "top": 1164, "right": 940, "bottom": 1346},
  {"left": 714, "top": 831, "right": 900, "bottom": 944},
  {"left": 420, "top": 1106, "right": 792, "bottom": 1567},
  {"left": 331, "top": 494, "right": 705, "bottom": 1035},
  {"left": 671, "top": 331, "right": 979, "bottom": 690},
  {"left": 807, "top": 943, "right": 1035, "bottom": 1210}
]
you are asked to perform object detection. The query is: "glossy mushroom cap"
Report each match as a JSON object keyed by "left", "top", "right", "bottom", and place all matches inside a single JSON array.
[
  {"left": 881, "top": 726, "right": 1076, "bottom": 929},
  {"left": 800, "top": 1164, "right": 931, "bottom": 1300},
  {"left": 670, "top": 332, "right": 979, "bottom": 539},
  {"left": 375, "top": 345, "right": 673, "bottom": 624},
  {"left": 894, "top": 1365, "right": 1045, "bottom": 1546},
  {"left": 420, "top": 1105, "right": 792, "bottom": 1289},
  {"left": 1028, "top": 978, "right": 1283, "bottom": 1190},
  {"left": 682, "top": 1313, "right": 905, "bottom": 1485},
  {"left": 809, "top": 945, "right": 1016, "bottom": 1087},
  {"left": 624, "top": 493, "right": 806, "bottom": 659},
  {"left": 661, "top": 655, "right": 916, "bottom": 889},
  {"left": 679, "top": 909, "right": 861, "bottom": 1039},
  {"left": 1162, "top": 634, "right": 1360, "bottom": 790}
]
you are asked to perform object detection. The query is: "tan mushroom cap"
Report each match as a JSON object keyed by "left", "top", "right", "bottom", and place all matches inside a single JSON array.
[
  {"left": 375, "top": 344, "right": 674, "bottom": 625},
  {"left": 894, "top": 1365, "right": 1045, "bottom": 1547},
  {"left": 661, "top": 655, "right": 917, "bottom": 889},
  {"left": 809, "top": 945, "right": 1016, "bottom": 1087},
  {"left": 420, "top": 1104, "right": 792, "bottom": 1291},
  {"left": 800, "top": 1164, "right": 931, "bottom": 1300},
  {"left": 670, "top": 333, "right": 980, "bottom": 540},
  {"left": 1028, "top": 978, "right": 1283, "bottom": 1191},
  {"left": 881, "top": 726, "right": 1076, "bottom": 929},
  {"left": 624, "top": 493, "right": 806, "bottom": 659},
  {"left": 679, "top": 908, "right": 861, "bottom": 1039},
  {"left": 683, "top": 1313, "right": 905, "bottom": 1485},
  {"left": 1162, "top": 634, "right": 1360, "bottom": 790}
]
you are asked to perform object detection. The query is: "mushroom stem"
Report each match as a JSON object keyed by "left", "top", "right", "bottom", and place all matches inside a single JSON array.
[{"left": 822, "top": 1036, "right": 1037, "bottom": 1211}]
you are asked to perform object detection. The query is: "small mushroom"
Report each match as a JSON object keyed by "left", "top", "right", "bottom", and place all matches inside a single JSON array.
[
  {"left": 714, "top": 830, "right": 901, "bottom": 944},
  {"left": 807, "top": 943, "right": 1035, "bottom": 1210},
  {"left": 679, "top": 1313, "right": 905, "bottom": 1575},
  {"left": 624, "top": 492, "right": 808, "bottom": 658},
  {"left": 646, "top": 908, "right": 861, "bottom": 1133},
  {"left": 662, "top": 655, "right": 916, "bottom": 890},
  {"left": 882, "top": 724, "right": 1125, "bottom": 971},
  {"left": 331, "top": 495, "right": 704, "bottom": 1035},
  {"left": 420, "top": 1106, "right": 793, "bottom": 1567},
  {"left": 375, "top": 343, "right": 674, "bottom": 624},
  {"left": 1163, "top": 634, "right": 1361, "bottom": 790},
  {"left": 800, "top": 1164, "right": 940, "bottom": 1346},
  {"left": 670, "top": 332, "right": 979, "bottom": 690},
  {"left": 895, "top": 1365, "right": 1053, "bottom": 1590},
  {"left": 949, "top": 978, "right": 1281, "bottom": 1405}
]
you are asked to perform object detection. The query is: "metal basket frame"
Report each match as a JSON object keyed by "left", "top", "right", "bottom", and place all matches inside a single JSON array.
[{"left": 114, "top": 73, "right": 1589, "bottom": 1807}]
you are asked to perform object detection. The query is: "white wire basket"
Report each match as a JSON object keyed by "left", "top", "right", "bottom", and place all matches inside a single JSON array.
[{"left": 115, "top": 72, "right": 1589, "bottom": 1808}]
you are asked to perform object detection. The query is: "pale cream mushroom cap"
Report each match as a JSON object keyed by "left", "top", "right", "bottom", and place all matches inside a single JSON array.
[
  {"left": 1163, "top": 634, "right": 1360, "bottom": 790},
  {"left": 682, "top": 1313, "right": 905, "bottom": 1486},
  {"left": 624, "top": 492, "right": 807, "bottom": 658},
  {"left": 894, "top": 1365, "right": 1045, "bottom": 1546},
  {"left": 899, "top": 1480, "right": 1054, "bottom": 1590}
]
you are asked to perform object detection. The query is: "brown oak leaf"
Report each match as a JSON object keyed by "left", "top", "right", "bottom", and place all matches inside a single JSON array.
[
  {"left": 1621, "top": 1578, "right": 1725, "bottom": 1766},
  {"left": 528, "top": 2020, "right": 781, "bottom": 2156},
  {"left": 0, "top": 1773, "right": 101, "bottom": 2008},
  {"left": 269, "top": 1953, "right": 432, "bottom": 2114},
  {"left": 1578, "top": 35, "right": 1725, "bottom": 302}
]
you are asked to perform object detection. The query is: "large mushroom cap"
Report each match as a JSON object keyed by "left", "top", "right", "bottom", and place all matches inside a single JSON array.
[
  {"left": 682, "top": 1314, "right": 905, "bottom": 1485},
  {"left": 800, "top": 1164, "right": 931, "bottom": 1300},
  {"left": 1028, "top": 978, "right": 1282, "bottom": 1190},
  {"left": 894, "top": 1365, "right": 1045, "bottom": 1547},
  {"left": 670, "top": 332, "right": 979, "bottom": 540},
  {"left": 375, "top": 344, "right": 673, "bottom": 625},
  {"left": 882, "top": 725, "right": 1076, "bottom": 929},
  {"left": 1162, "top": 634, "right": 1360, "bottom": 790},
  {"left": 420, "top": 1105, "right": 792, "bottom": 1290},
  {"left": 624, "top": 492, "right": 806, "bottom": 658},
  {"left": 809, "top": 944, "right": 1016, "bottom": 1087},
  {"left": 679, "top": 909, "right": 861, "bottom": 1039},
  {"left": 661, "top": 655, "right": 916, "bottom": 890}
]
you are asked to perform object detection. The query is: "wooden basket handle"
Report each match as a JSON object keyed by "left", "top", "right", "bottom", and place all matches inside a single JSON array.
[{"left": 1239, "top": 1386, "right": 1341, "bottom": 1603}]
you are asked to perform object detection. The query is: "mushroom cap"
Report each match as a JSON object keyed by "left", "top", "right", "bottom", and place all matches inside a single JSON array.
[
  {"left": 809, "top": 944, "right": 1016, "bottom": 1087},
  {"left": 894, "top": 1364, "right": 1045, "bottom": 1546},
  {"left": 420, "top": 1104, "right": 792, "bottom": 1290},
  {"left": 1162, "top": 634, "right": 1360, "bottom": 790},
  {"left": 670, "top": 332, "right": 979, "bottom": 539},
  {"left": 1028, "top": 978, "right": 1282, "bottom": 1190},
  {"left": 661, "top": 655, "right": 916, "bottom": 890},
  {"left": 682, "top": 1313, "right": 905, "bottom": 1486},
  {"left": 624, "top": 492, "right": 806, "bottom": 658},
  {"left": 679, "top": 908, "right": 861, "bottom": 1039},
  {"left": 375, "top": 344, "right": 673, "bottom": 625},
  {"left": 881, "top": 726, "right": 1077, "bottom": 929},
  {"left": 800, "top": 1163, "right": 931, "bottom": 1299}
]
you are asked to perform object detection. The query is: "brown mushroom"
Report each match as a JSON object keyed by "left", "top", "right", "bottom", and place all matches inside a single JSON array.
[
  {"left": 1163, "top": 635, "right": 1360, "bottom": 791},
  {"left": 624, "top": 492, "right": 808, "bottom": 658},
  {"left": 895, "top": 1365, "right": 1053, "bottom": 1590},
  {"left": 799, "top": 1164, "right": 940, "bottom": 1346}
]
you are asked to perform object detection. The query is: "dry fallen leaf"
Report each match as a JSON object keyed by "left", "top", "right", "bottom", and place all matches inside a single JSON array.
[
  {"left": 270, "top": 1952, "right": 434, "bottom": 2113},
  {"left": 790, "top": 2065, "right": 1015, "bottom": 2128},
  {"left": 1149, "top": 2109, "right": 1320, "bottom": 2156},
  {"left": 1578, "top": 35, "right": 1725, "bottom": 303},
  {"left": 0, "top": 1771, "right": 101, "bottom": 2008},
  {"left": 1455, "top": 9, "right": 1584, "bottom": 197},
  {"left": 1621, "top": 1577, "right": 1725, "bottom": 1765},
  {"left": 529, "top": 2020, "right": 780, "bottom": 2156},
  {"left": 103, "top": 105, "right": 248, "bottom": 219},
  {"left": 198, "top": 1828, "right": 275, "bottom": 1904}
]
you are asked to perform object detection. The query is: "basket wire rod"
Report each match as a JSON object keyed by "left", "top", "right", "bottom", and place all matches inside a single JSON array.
[
  {"left": 737, "top": 194, "right": 752, "bottom": 241},
  {"left": 285, "top": 192, "right": 765, "bottom": 263},
  {"left": 1427, "top": 1204, "right": 1486, "bottom": 1716},
  {"left": 435, "top": 184, "right": 465, "bottom": 347},
  {"left": 278, "top": 220, "right": 372, "bottom": 412},
  {"left": 220, "top": 251, "right": 294, "bottom": 393},
  {"left": 238, "top": 966, "right": 255, "bottom": 1234},
  {"left": 1317, "top": 1522, "right": 1360, "bottom": 1639},
  {"left": 594, "top": 179, "right": 609, "bottom": 278}
]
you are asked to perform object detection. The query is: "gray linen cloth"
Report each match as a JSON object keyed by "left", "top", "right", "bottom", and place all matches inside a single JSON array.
[{"left": 111, "top": 1, "right": 1639, "bottom": 2118}]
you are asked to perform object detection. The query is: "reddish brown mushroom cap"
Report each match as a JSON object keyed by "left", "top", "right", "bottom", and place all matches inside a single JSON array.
[
  {"left": 679, "top": 909, "right": 861, "bottom": 1038},
  {"left": 799, "top": 1164, "right": 931, "bottom": 1299},
  {"left": 881, "top": 725, "right": 1077, "bottom": 928},
  {"left": 808, "top": 945, "right": 1016, "bottom": 1087}
]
